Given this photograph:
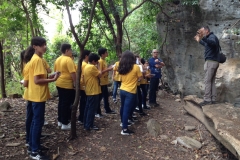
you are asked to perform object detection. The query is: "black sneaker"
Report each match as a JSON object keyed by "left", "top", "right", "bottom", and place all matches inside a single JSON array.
[
  {"left": 91, "top": 125, "right": 99, "bottom": 130},
  {"left": 132, "top": 117, "right": 138, "bottom": 122},
  {"left": 121, "top": 129, "right": 134, "bottom": 135},
  {"left": 199, "top": 101, "right": 212, "bottom": 106},
  {"left": 30, "top": 151, "right": 49, "bottom": 160},
  {"left": 143, "top": 106, "right": 151, "bottom": 110},
  {"left": 139, "top": 112, "right": 147, "bottom": 116},
  {"left": 106, "top": 110, "right": 117, "bottom": 114},
  {"left": 120, "top": 122, "right": 132, "bottom": 127},
  {"left": 27, "top": 147, "right": 31, "bottom": 154},
  {"left": 212, "top": 101, "right": 217, "bottom": 104},
  {"left": 113, "top": 99, "right": 117, "bottom": 103},
  {"left": 132, "top": 114, "right": 137, "bottom": 118},
  {"left": 128, "top": 119, "right": 135, "bottom": 124}
]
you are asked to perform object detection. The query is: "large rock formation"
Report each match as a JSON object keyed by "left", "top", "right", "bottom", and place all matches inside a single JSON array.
[
  {"left": 157, "top": 0, "right": 240, "bottom": 103},
  {"left": 183, "top": 95, "right": 240, "bottom": 159}
]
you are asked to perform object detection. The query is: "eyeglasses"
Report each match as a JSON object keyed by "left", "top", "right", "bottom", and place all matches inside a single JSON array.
[{"left": 153, "top": 52, "right": 159, "bottom": 53}]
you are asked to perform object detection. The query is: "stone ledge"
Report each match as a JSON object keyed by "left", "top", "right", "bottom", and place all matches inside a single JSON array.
[{"left": 183, "top": 95, "right": 240, "bottom": 159}]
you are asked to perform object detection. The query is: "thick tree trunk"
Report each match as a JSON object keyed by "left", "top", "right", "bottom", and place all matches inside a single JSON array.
[{"left": 0, "top": 42, "right": 7, "bottom": 98}]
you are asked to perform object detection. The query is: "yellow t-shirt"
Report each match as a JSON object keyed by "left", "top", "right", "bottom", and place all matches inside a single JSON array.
[
  {"left": 54, "top": 55, "right": 76, "bottom": 89},
  {"left": 42, "top": 58, "right": 50, "bottom": 71},
  {"left": 113, "top": 61, "right": 121, "bottom": 81},
  {"left": 140, "top": 69, "right": 150, "bottom": 84},
  {"left": 98, "top": 58, "right": 108, "bottom": 85},
  {"left": 27, "top": 54, "right": 50, "bottom": 102},
  {"left": 120, "top": 64, "right": 142, "bottom": 94},
  {"left": 80, "top": 61, "right": 88, "bottom": 90},
  {"left": 23, "top": 63, "right": 30, "bottom": 100},
  {"left": 84, "top": 64, "right": 101, "bottom": 95}
]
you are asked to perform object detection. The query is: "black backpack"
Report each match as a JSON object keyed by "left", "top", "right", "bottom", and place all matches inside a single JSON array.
[{"left": 218, "top": 46, "right": 226, "bottom": 64}]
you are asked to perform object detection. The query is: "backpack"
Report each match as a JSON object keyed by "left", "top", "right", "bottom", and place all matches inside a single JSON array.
[{"left": 218, "top": 46, "right": 226, "bottom": 64}]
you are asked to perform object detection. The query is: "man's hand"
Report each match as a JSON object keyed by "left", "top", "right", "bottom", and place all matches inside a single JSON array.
[{"left": 194, "top": 35, "right": 201, "bottom": 42}]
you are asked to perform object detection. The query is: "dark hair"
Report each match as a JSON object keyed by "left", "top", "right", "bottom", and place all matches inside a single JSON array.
[
  {"left": 118, "top": 50, "right": 135, "bottom": 75},
  {"left": 20, "top": 50, "right": 25, "bottom": 73},
  {"left": 98, "top": 48, "right": 107, "bottom": 56},
  {"left": 203, "top": 26, "right": 210, "bottom": 32},
  {"left": 141, "top": 58, "right": 145, "bottom": 64},
  {"left": 88, "top": 53, "right": 100, "bottom": 63},
  {"left": 81, "top": 50, "right": 91, "bottom": 59},
  {"left": 60, "top": 43, "right": 71, "bottom": 53},
  {"left": 20, "top": 46, "right": 35, "bottom": 73},
  {"left": 31, "top": 37, "right": 46, "bottom": 47}
]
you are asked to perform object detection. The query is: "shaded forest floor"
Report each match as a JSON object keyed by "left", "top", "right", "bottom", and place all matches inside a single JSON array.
[{"left": 0, "top": 93, "right": 237, "bottom": 160}]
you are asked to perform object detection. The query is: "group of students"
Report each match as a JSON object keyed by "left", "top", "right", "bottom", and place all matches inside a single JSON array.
[{"left": 21, "top": 36, "right": 164, "bottom": 160}]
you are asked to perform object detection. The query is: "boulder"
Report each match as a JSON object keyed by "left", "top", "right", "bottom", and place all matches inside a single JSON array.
[
  {"left": 184, "top": 126, "right": 196, "bottom": 131},
  {"left": 176, "top": 136, "right": 202, "bottom": 149},
  {"left": 0, "top": 102, "right": 11, "bottom": 112},
  {"left": 146, "top": 119, "right": 162, "bottom": 138},
  {"left": 184, "top": 97, "right": 240, "bottom": 159},
  {"left": 157, "top": 0, "right": 240, "bottom": 103}
]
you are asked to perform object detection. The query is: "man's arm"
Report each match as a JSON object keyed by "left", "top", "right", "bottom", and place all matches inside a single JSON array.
[{"left": 201, "top": 35, "right": 217, "bottom": 47}]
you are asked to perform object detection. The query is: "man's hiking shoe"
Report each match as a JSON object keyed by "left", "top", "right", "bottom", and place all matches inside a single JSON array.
[{"left": 199, "top": 101, "right": 212, "bottom": 106}]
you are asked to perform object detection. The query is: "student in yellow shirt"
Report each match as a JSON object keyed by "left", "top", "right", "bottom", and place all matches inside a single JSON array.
[
  {"left": 27, "top": 37, "right": 59, "bottom": 160},
  {"left": 112, "top": 55, "right": 121, "bottom": 103},
  {"left": 83, "top": 53, "right": 102, "bottom": 130},
  {"left": 54, "top": 44, "right": 76, "bottom": 130},
  {"left": 140, "top": 59, "right": 152, "bottom": 110},
  {"left": 78, "top": 50, "right": 90, "bottom": 124},
  {"left": 96, "top": 48, "right": 115, "bottom": 117},
  {"left": 134, "top": 55, "right": 146, "bottom": 117},
  {"left": 20, "top": 47, "right": 34, "bottom": 147},
  {"left": 118, "top": 50, "right": 142, "bottom": 135}
]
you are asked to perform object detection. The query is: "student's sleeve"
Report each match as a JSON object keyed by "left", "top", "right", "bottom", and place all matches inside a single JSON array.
[
  {"left": 67, "top": 58, "right": 76, "bottom": 73},
  {"left": 113, "top": 62, "right": 117, "bottom": 71},
  {"left": 91, "top": 66, "right": 100, "bottom": 77},
  {"left": 23, "top": 65, "right": 29, "bottom": 81},
  {"left": 136, "top": 65, "right": 142, "bottom": 78},
  {"left": 33, "top": 59, "right": 46, "bottom": 76}
]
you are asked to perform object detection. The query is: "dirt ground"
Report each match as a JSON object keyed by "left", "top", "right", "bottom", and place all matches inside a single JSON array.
[{"left": 0, "top": 92, "right": 237, "bottom": 160}]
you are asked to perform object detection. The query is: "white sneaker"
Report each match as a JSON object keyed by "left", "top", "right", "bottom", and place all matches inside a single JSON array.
[
  {"left": 95, "top": 114, "right": 103, "bottom": 118},
  {"left": 57, "top": 121, "right": 62, "bottom": 127},
  {"left": 44, "top": 121, "right": 48, "bottom": 125},
  {"left": 61, "top": 123, "right": 71, "bottom": 130}
]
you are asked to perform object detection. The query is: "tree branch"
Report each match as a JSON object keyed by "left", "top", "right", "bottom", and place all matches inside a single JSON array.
[
  {"left": 121, "top": 0, "right": 147, "bottom": 23},
  {"left": 123, "top": 0, "right": 128, "bottom": 16},
  {"left": 99, "top": 0, "right": 117, "bottom": 41},
  {"left": 64, "top": 0, "right": 83, "bottom": 48},
  {"left": 21, "top": 0, "right": 35, "bottom": 37},
  {"left": 83, "top": 0, "right": 98, "bottom": 46},
  {"left": 123, "top": 22, "right": 130, "bottom": 50},
  {"left": 147, "top": 0, "right": 171, "bottom": 19},
  {"left": 95, "top": 18, "right": 113, "bottom": 45}
]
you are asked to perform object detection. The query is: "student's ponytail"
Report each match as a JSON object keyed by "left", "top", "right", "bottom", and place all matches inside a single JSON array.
[
  {"left": 24, "top": 46, "right": 35, "bottom": 64},
  {"left": 20, "top": 50, "right": 26, "bottom": 74}
]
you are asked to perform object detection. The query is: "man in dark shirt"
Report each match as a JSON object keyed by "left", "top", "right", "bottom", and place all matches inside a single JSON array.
[
  {"left": 194, "top": 26, "right": 219, "bottom": 106},
  {"left": 148, "top": 49, "right": 165, "bottom": 107}
]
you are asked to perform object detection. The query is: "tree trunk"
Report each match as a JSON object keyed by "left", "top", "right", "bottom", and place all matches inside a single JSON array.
[
  {"left": 21, "top": 0, "right": 35, "bottom": 37},
  {"left": 116, "top": 24, "right": 123, "bottom": 56},
  {"left": 0, "top": 42, "right": 7, "bottom": 98}
]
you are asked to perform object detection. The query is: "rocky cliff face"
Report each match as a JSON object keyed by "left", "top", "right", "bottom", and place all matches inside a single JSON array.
[{"left": 157, "top": 0, "right": 240, "bottom": 103}]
